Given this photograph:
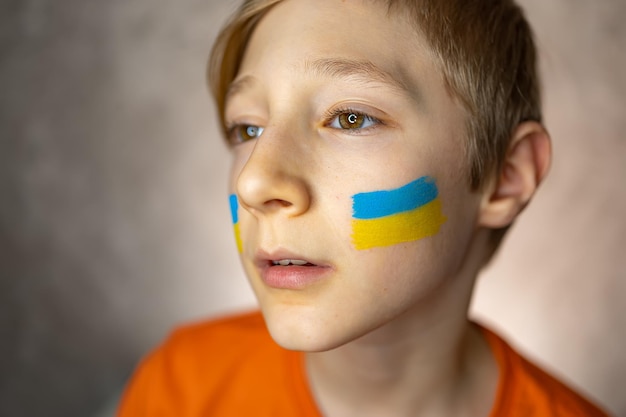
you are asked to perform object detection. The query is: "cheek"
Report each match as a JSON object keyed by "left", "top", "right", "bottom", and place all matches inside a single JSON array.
[{"left": 349, "top": 176, "right": 447, "bottom": 250}]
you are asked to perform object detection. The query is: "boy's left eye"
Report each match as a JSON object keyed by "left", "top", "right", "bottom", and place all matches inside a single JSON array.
[
  {"left": 228, "top": 124, "right": 265, "bottom": 144},
  {"left": 327, "top": 111, "right": 379, "bottom": 131}
]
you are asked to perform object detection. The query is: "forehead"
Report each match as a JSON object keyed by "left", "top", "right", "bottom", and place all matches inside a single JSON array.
[{"left": 233, "top": 0, "right": 435, "bottom": 97}]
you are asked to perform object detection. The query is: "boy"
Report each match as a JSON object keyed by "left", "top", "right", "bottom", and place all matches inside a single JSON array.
[{"left": 118, "top": 0, "right": 610, "bottom": 415}]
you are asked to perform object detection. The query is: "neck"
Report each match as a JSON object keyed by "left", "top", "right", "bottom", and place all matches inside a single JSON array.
[{"left": 306, "top": 318, "right": 496, "bottom": 417}]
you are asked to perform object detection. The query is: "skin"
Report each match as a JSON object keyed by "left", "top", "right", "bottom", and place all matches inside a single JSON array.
[{"left": 224, "top": 0, "right": 551, "bottom": 415}]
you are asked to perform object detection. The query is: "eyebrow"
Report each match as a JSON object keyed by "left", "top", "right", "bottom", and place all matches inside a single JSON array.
[
  {"left": 225, "top": 57, "right": 414, "bottom": 102},
  {"left": 302, "top": 57, "right": 411, "bottom": 96},
  {"left": 226, "top": 75, "right": 257, "bottom": 102}
]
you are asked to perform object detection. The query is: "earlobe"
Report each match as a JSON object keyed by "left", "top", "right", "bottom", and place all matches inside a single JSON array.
[{"left": 479, "top": 121, "right": 552, "bottom": 229}]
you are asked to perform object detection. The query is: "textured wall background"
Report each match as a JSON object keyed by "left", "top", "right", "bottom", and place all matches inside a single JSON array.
[{"left": 0, "top": 1, "right": 624, "bottom": 416}]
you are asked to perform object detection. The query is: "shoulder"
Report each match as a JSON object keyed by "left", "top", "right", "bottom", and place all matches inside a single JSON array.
[
  {"left": 164, "top": 309, "right": 272, "bottom": 356},
  {"left": 482, "top": 326, "right": 611, "bottom": 417},
  {"left": 118, "top": 310, "right": 295, "bottom": 417},
  {"left": 150, "top": 310, "right": 281, "bottom": 384}
]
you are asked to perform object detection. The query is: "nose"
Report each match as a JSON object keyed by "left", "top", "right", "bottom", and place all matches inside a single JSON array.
[{"left": 235, "top": 130, "right": 311, "bottom": 218}]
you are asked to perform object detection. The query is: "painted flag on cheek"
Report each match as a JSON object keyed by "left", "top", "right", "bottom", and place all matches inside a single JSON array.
[
  {"left": 229, "top": 194, "right": 243, "bottom": 253},
  {"left": 351, "top": 176, "right": 447, "bottom": 250}
]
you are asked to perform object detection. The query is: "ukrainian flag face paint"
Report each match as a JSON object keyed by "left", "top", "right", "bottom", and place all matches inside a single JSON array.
[
  {"left": 229, "top": 194, "right": 243, "bottom": 253},
  {"left": 351, "top": 176, "right": 447, "bottom": 250}
]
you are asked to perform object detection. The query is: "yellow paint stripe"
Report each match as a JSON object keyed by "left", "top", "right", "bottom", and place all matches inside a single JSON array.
[
  {"left": 351, "top": 198, "right": 446, "bottom": 250},
  {"left": 233, "top": 223, "right": 243, "bottom": 253}
]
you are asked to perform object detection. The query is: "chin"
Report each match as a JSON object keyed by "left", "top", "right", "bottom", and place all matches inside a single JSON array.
[{"left": 261, "top": 304, "right": 362, "bottom": 353}]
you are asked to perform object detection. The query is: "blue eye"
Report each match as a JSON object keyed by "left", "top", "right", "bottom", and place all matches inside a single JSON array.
[
  {"left": 229, "top": 124, "right": 264, "bottom": 143},
  {"left": 327, "top": 111, "right": 379, "bottom": 130}
]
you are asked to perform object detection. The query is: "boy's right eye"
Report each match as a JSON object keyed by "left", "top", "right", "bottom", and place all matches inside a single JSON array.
[{"left": 228, "top": 124, "right": 264, "bottom": 144}]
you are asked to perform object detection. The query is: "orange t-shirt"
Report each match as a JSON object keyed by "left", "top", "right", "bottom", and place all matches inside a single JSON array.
[{"left": 117, "top": 311, "right": 609, "bottom": 416}]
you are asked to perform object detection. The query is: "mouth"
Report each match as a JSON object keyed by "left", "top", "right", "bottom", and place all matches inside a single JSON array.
[{"left": 256, "top": 251, "right": 331, "bottom": 290}]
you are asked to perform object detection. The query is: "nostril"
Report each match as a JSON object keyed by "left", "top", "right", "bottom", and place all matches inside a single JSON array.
[
  {"left": 265, "top": 199, "right": 293, "bottom": 209},
  {"left": 278, "top": 199, "right": 292, "bottom": 207}
]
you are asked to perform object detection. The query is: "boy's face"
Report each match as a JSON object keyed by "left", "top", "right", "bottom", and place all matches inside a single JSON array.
[{"left": 225, "top": 0, "right": 483, "bottom": 351}]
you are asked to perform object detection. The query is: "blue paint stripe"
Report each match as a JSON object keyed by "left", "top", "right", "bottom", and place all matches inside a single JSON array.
[
  {"left": 352, "top": 176, "right": 438, "bottom": 219},
  {"left": 229, "top": 194, "right": 239, "bottom": 224}
]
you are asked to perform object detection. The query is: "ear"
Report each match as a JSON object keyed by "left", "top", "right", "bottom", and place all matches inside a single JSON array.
[{"left": 478, "top": 121, "right": 552, "bottom": 229}]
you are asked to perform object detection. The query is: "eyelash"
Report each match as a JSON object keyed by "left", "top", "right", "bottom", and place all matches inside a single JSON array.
[{"left": 323, "top": 107, "right": 382, "bottom": 133}]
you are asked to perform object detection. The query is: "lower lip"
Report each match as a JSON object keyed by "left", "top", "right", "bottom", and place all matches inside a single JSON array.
[{"left": 261, "top": 264, "right": 332, "bottom": 290}]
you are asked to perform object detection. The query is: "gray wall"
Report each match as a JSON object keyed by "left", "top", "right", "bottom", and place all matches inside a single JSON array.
[{"left": 1, "top": 1, "right": 624, "bottom": 416}]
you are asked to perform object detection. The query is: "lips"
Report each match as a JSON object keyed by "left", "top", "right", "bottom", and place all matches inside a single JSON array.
[{"left": 256, "top": 250, "right": 332, "bottom": 290}]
